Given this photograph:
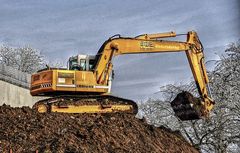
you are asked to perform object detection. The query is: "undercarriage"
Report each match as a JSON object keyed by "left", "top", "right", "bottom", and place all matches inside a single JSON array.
[{"left": 33, "top": 95, "right": 138, "bottom": 114}]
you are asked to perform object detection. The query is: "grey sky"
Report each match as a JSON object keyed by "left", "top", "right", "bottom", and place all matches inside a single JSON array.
[{"left": 0, "top": 0, "right": 239, "bottom": 101}]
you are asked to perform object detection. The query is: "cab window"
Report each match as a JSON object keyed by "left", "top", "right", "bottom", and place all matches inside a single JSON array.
[
  {"left": 80, "top": 59, "right": 86, "bottom": 70},
  {"left": 89, "top": 59, "right": 95, "bottom": 70},
  {"left": 69, "top": 58, "right": 78, "bottom": 70}
]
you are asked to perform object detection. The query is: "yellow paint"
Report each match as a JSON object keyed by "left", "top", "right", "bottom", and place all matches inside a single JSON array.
[
  {"left": 37, "top": 104, "right": 48, "bottom": 113},
  {"left": 51, "top": 105, "right": 133, "bottom": 113}
]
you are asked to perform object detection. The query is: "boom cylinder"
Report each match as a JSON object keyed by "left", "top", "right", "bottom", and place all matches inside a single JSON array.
[{"left": 135, "top": 31, "right": 176, "bottom": 39}]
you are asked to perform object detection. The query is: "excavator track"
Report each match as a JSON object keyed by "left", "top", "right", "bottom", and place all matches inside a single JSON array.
[{"left": 33, "top": 95, "right": 138, "bottom": 114}]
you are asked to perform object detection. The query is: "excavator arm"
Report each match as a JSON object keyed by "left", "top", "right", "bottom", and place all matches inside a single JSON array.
[{"left": 94, "top": 31, "right": 214, "bottom": 120}]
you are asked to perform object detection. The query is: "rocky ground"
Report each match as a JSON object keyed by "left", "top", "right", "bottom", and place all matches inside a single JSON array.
[{"left": 0, "top": 104, "right": 198, "bottom": 153}]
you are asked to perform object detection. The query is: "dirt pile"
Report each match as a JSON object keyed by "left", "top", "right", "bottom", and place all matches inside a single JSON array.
[{"left": 0, "top": 104, "right": 198, "bottom": 153}]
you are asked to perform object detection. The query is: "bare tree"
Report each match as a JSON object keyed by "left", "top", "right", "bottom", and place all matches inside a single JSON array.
[
  {"left": 208, "top": 41, "right": 240, "bottom": 153},
  {"left": 0, "top": 45, "right": 44, "bottom": 73},
  {"left": 0, "top": 45, "right": 16, "bottom": 66}
]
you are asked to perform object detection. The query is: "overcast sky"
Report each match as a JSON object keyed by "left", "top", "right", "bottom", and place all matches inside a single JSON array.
[{"left": 0, "top": 0, "right": 239, "bottom": 101}]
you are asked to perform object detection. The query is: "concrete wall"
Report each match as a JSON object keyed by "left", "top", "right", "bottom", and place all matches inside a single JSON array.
[
  {"left": 0, "top": 80, "right": 37, "bottom": 107},
  {"left": 0, "top": 64, "right": 43, "bottom": 107}
]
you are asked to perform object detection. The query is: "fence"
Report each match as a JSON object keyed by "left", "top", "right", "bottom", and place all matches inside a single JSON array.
[{"left": 0, "top": 64, "right": 30, "bottom": 89}]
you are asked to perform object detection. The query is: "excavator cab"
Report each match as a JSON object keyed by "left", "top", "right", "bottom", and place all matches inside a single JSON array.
[{"left": 68, "top": 55, "right": 95, "bottom": 71}]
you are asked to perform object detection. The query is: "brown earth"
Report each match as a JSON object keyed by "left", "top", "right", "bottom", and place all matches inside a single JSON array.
[{"left": 0, "top": 104, "right": 199, "bottom": 153}]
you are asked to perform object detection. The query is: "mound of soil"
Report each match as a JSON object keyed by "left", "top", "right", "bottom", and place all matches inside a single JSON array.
[{"left": 0, "top": 104, "right": 198, "bottom": 153}]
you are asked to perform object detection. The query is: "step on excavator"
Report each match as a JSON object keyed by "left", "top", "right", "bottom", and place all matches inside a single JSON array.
[{"left": 30, "top": 31, "right": 215, "bottom": 121}]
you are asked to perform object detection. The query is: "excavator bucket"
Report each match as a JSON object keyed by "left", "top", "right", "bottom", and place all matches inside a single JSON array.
[{"left": 171, "top": 91, "right": 203, "bottom": 121}]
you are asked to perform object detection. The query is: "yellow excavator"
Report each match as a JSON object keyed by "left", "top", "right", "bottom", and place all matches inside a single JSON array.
[{"left": 30, "top": 31, "right": 215, "bottom": 121}]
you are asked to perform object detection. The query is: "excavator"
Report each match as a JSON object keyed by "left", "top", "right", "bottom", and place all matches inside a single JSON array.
[{"left": 30, "top": 31, "right": 215, "bottom": 121}]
